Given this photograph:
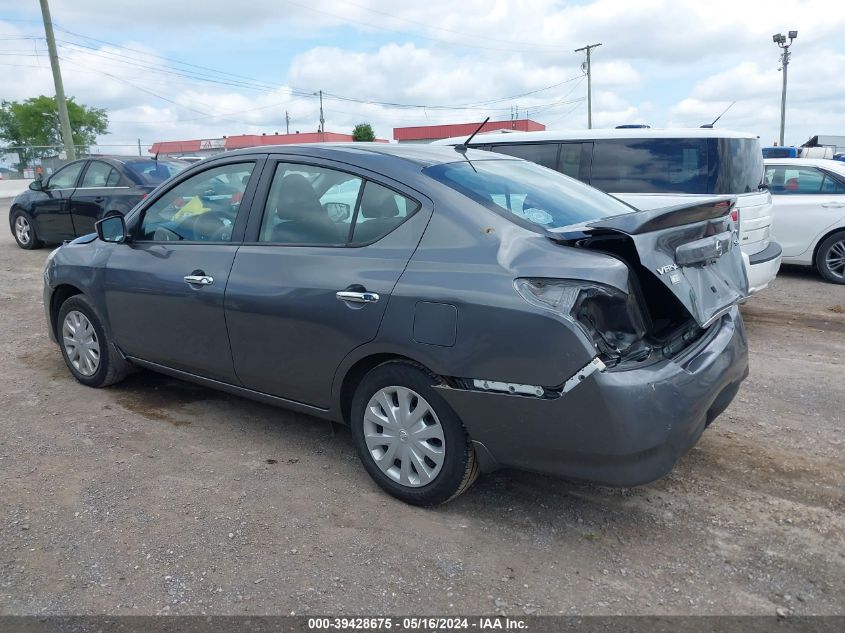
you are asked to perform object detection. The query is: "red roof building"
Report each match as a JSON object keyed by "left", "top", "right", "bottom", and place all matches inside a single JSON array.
[
  {"left": 149, "top": 131, "right": 388, "bottom": 157},
  {"left": 393, "top": 118, "right": 545, "bottom": 143}
]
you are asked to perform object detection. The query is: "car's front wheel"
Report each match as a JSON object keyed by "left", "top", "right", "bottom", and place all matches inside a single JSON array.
[
  {"left": 815, "top": 231, "right": 845, "bottom": 284},
  {"left": 351, "top": 361, "right": 479, "bottom": 506},
  {"left": 57, "top": 295, "right": 131, "bottom": 387},
  {"left": 11, "top": 210, "right": 43, "bottom": 250}
]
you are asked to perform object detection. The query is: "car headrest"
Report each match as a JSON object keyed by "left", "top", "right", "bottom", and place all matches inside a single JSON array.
[
  {"left": 361, "top": 187, "right": 400, "bottom": 219},
  {"left": 275, "top": 174, "right": 323, "bottom": 220}
]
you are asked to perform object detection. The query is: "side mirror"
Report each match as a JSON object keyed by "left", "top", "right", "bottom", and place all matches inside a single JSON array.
[
  {"left": 96, "top": 214, "right": 127, "bottom": 243},
  {"left": 325, "top": 202, "right": 351, "bottom": 222},
  {"left": 29, "top": 180, "right": 43, "bottom": 192}
]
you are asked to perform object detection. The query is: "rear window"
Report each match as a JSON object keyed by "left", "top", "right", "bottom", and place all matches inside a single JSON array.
[
  {"left": 590, "top": 138, "right": 764, "bottom": 195},
  {"left": 423, "top": 159, "right": 631, "bottom": 230},
  {"left": 125, "top": 160, "right": 187, "bottom": 185}
]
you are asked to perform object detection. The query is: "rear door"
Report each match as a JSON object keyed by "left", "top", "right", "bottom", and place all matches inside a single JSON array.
[
  {"left": 225, "top": 158, "right": 430, "bottom": 408},
  {"left": 31, "top": 160, "right": 86, "bottom": 241},
  {"left": 69, "top": 160, "right": 124, "bottom": 236},
  {"left": 103, "top": 157, "right": 263, "bottom": 382},
  {"left": 765, "top": 164, "right": 845, "bottom": 258}
]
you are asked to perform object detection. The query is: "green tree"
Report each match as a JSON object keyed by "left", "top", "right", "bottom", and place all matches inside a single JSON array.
[
  {"left": 351, "top": 122, "right": 376, "bottom": 142},
  {"left": 0, "top": 95, "right": 109, "bottom": 158}
]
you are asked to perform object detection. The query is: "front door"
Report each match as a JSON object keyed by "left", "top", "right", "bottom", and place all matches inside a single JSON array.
[
  {"left": 69, "top": 160, "right": 125, "bottom": 236},
  {"left": 32, "top": 161, "right": 86, "bottom": 242},
  {"left": 225, "top": 159, "right": 430, "bottom": 408},
  {"left": 103, "top": 158, "right": 261, "bottom": 382}
]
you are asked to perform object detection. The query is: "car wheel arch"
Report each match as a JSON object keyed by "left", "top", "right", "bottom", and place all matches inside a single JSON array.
[
  {"left": 336, "top": 353, "right": 448, "bottom": 426},
  {"left": 811, "top": 226, "right": 845, "bottom": 266},
  {"left": 50, "top": 284, "right": 84, "bottom": 339}
]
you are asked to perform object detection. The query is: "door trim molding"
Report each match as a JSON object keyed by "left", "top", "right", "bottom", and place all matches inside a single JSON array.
[{"left": 125, "top": 356, "right": 334, "bottom": 419}]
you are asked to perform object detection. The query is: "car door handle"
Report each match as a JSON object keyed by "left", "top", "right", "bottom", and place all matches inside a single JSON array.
[
  {"left": 94, "top": 196, "right": 105, "bottom": 203},
  {"left": 822, "top": 202, "right": 845, "bottom": 208},
  {"left": 184, "top": 274, "right": 214, "bottom": 286},
  {"left": 336, "top": 290, "right": 380, "bottom": 304}
]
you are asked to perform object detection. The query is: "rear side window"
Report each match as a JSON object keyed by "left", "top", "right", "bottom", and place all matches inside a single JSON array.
[
  {"left": 125, "top": 160, "right": 187, "bottom": 185},
  {"left": 590, "top": 138, "right": 763, "bottom": 195},
  {"left": 260, "top": 163, "right": 362, "bottom": 245},
  {"left": 81, "top": 161, "right": 119, "bottom": 188},
  {"left": 350, "top": 181, "right": 419, "bottom": 245}
]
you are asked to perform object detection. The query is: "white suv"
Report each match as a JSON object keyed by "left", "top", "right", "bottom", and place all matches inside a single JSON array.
[{"left": 434, "top": 128, "right": 781, "bottom": 293}]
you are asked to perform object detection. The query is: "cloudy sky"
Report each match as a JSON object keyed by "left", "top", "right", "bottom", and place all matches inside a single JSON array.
[{"left": 1, "top": 0, "right": 843, "bottom": 153}]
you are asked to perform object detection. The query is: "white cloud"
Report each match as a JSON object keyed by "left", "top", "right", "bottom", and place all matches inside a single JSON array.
[{"left": 1, "top": 0, "right": 843, "bottom": 149}]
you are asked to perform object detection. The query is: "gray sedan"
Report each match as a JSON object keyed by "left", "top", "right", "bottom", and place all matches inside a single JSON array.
[{"left": 43, "top": 144, "right": 749, "bottom": 505}]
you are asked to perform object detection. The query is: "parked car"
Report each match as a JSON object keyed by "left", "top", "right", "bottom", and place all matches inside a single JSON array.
[
  {"left": 764, "top": 157, "right": 845, "bottom": 283},
  {"left": 434, "top": 127, "right": 781, "bottom": 294},
  {"left": 8, "top": 156, "right": 187, "bottom": 249},
  {"left": 43, "top": 144, "right": 749, "bottom": 505}
]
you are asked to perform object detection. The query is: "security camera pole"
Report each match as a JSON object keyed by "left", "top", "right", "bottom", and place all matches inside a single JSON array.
[
  {"left": 38, "top": 0, "right": 76, "bottom": 161},
  {"left": 772, "top": 30, "right": 797, "bottom": 147},
  {"left": 575, "top": 43, "right": 602, "bottom": 129}
]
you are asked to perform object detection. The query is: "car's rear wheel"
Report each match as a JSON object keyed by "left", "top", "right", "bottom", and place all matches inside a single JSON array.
[
  {"left": 12, "top": 210, "right": 43, "bottom": 250},
  {"left": 815, "top": 231, "right": 845, "bottom": 284},
  {"left": 57, "top": 295, "right": 131, "bottom": 387},
  {"left": 350, "top": 361, "right": 479, "bottom": 506}
]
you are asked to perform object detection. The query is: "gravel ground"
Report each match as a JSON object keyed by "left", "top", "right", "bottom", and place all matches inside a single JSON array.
[{"left": 1, "top": 199, "right": 843, "bottom": 616}]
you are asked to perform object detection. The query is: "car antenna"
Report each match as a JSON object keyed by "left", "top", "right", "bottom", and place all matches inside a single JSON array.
[
  {"left": 700, "top": 101, "right": 735, "bottom": 128},
  {"left": 455, "top": 117, "right": 490, "bottom": 152}
]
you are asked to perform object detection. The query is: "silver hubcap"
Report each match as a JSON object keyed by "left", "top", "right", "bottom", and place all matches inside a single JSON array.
[
  {"left": 825, "top": 239, "right": 845, "bottom": 279},
  {"left": 14, "top": 216, "right": 31, "bottom": 245},
  {"left": 62, "top": 311, "right": 100, "bottom": 376},
  {"left": 363, "top": 386, "right": 445, "bottom": 488}
]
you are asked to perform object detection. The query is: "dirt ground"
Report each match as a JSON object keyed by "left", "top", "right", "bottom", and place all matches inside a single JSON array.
[{"left": 1, "top": 200, "right": 843, "bottom": 616}]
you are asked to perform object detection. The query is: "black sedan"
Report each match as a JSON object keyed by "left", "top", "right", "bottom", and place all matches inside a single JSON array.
[{"left": 9, "top": 156, "right": 187, "bottom": 249}]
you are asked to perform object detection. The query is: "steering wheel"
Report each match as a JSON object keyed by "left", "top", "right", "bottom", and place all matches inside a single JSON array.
[{"left": 190, "top": 211, "right": 233, "bottom": 241}]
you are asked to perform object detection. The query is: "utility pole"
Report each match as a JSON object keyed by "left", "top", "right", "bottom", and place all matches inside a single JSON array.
[
  {"left": 137, "top": 138, "right": 142, "bottom": 156},
  {"left": 285, "top": 110, "right": 290, "bottom": 135},
  {"left": 38, "top": 0, "right": 75, "bottom": 161},
  {"left": 773, "top": 31, "right": 797, "bottom": 146},
  {"left": 575, "top": 42, "right": 602, "bottom": 129},
  {"left": 318, "top": 90, "right": 325, "bottom": 139}
]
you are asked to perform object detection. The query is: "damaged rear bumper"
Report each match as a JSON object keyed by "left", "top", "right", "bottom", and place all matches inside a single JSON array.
[{"left": 435, "top": 307, "right": 749, "bottom": 486}]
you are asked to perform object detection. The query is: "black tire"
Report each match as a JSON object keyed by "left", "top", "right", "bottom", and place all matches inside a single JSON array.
[
  {"left": 57, "top": 294, "right": 131, "bottom": 388},
  {"left": 11, "top": 210, "right": 43, "bottom": 250},
  {"left": 350, "top": 361, "right": 479, "bottom": 506},
  {"left": 815, "top": 231, "right": 845, "bottom": 284}
]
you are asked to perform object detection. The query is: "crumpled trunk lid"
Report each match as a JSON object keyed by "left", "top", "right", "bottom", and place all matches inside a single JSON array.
[{"left": 554, "top": 199, "right": 748, "bottom": 328}]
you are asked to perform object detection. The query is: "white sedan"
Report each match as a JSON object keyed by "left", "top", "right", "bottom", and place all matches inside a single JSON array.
[{"left": 764, "top": 158, "right": 845, "bottom": 283}]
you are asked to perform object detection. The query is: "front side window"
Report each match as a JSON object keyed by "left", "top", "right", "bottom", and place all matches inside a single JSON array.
[
  {"left": 47, "top": 161, "right": 84, "bottom": 190},
  {"left": 424, "top": 159, "right": 632, "bottom": 230},
  {"left": 138, "top": 162, "right": 255, "bottom": 241},
  {"left": 260, "top": 163, "right": 362, "bottom": 245},
  {"left": 766, "top": 166, "right": 827, "bottom": 194},
  {"left": 81, "top": 161, "right": 119, "bottom": 188},
  {"left": 350, "top": 181, "right": 419, "bottom": 245}
]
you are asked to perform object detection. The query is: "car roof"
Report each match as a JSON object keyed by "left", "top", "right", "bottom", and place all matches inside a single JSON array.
[
  {"left": 432, "top": 127, "right": 761, "bottom": 145},
  {"left": 220, "top": 142, "right": 496, "bottom": 168},
  {"left": 764, "top": 157, "right": 845, "bottom": 172}
]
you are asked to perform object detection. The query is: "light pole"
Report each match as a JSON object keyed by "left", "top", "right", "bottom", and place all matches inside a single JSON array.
[
  {"left": 575, "top": 43, "right": 602, "bottom": 129},
  {"left": 772, "top": 30, "right": 797, "bottom": 147}
]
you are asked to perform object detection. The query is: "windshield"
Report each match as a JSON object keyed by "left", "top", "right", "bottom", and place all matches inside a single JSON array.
[
  {"left": 423, "top": 159, "right": 632, "bottom": 230},
  {"left": 125, "top": 160, "right": 188, "bottom": 185}
]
